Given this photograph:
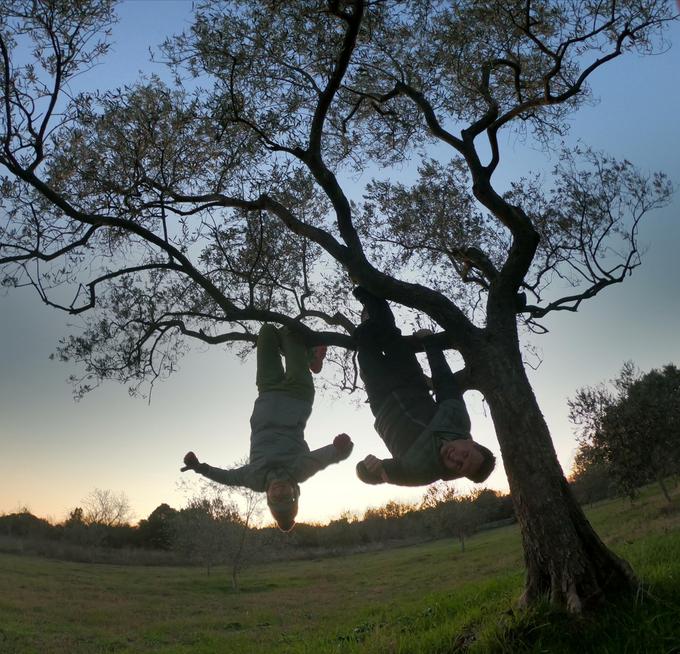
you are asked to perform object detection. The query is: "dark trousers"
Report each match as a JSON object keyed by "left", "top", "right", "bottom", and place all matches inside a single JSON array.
[{"left": 355, "top": 293, "right": 462, "bottom": 415}]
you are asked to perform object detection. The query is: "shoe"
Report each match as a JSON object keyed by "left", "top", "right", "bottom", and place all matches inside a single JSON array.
[{"left": 309, "top": 345, "right": 327, "bottom": 374}]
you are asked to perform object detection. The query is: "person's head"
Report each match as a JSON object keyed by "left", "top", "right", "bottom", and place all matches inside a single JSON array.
[
  {"left": 266, "top": 478, "right": 299, "bottom": 532},
  {"left": 440, "top": 439, "right": 496, "bottom": 483}
]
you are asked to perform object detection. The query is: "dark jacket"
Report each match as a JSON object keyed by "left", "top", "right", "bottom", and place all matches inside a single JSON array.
[{"left": 362, "top": 397, "right": 472, "bottom": 486}]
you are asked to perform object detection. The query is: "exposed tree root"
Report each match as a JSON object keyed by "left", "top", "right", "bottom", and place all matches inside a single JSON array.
[{"left": 518, "top": 556, "right": 637, "bottom": 614}]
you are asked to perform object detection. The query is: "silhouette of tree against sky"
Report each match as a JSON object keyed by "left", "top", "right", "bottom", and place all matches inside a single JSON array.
[
  {"left": 1, "top": 1, "right": 677, "bottom": 611},
  {"left": 82, "top": 487, "right": 133, "bottom": 527}
]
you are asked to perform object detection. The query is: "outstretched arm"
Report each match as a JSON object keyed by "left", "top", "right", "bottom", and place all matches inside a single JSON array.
[
  {"left": 310, "top": 433, "right": 354, "bottom": 466},
  {"left": 299, "top": 433, "right": 354, "bottom": 481},
  {"left": 181, "top": 451, "right": 250, "bottom": 487}
]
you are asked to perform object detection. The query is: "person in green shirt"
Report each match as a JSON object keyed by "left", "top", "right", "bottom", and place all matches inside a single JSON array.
[
  {"left": 352, "top": 287, "right": 495, "bottom": 487},
  {"left": 181, "top": 324, "right": 353, "bottom": 531}
]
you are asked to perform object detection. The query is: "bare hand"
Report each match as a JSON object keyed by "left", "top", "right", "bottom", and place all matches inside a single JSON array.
[
  {"left": 181, "top": 451, "right": 199, "bottom": 472},
  {"left": 362, "top": 454, "right": 389, "bottom": 482},
  {"left": 333, "top": 433, "right": 353, "bottom": 457}
]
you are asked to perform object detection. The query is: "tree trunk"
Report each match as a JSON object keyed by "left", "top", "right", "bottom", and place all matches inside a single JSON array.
[
  {"left": 657, "top": 476, "right": 672, "bottom": 503},
  {"left": 475, "top": 338, "right": 636, "bottom": 612}
]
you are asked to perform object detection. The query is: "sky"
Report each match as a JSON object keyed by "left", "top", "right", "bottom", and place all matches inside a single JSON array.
[{"left": 1, "top": 2, "right": 679, "bottom": 527}]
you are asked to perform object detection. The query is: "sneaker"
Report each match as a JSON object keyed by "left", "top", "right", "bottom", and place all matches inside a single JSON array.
[{"left": 309, "top": 345, "right": 327, "bottom": 374}]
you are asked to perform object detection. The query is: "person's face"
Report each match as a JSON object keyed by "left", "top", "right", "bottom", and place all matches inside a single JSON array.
[
  {"left": 440, "top": 440, "right": 484, "bottom": 479},
  {"left": 267, "top": 479, "right": 296, "bottom": 504}
]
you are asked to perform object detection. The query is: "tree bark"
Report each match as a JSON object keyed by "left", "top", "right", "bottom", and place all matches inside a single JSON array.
[{"left": 474, "top": 335, "right": 636, "bottom": 612}]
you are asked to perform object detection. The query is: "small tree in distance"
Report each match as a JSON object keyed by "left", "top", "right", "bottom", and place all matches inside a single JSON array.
[
  {"left": 1, "top": 1, "right": 677, "bottom": 611},
  {"left": 82, "top": 488, "right": 133, "bottom": 527},
  {"left": 174, "top": 475, "right": 264, "bottom": 588},
  {"left": 421, "top": 483, "right": 488, "bottom": 552},
  {"left": 173, "top": 493, "right": 234, "bottom": 577},
  {"left": 137, "top": 503, "right": 178, "bottom": 550}
]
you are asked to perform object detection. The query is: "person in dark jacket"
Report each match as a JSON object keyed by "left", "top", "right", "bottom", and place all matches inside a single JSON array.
[
  {"left": 352, "top": 287, "right": 495, "bottom": 487},
  {"left": 181, "top": 323, "right": 353, "bottom": 531}
]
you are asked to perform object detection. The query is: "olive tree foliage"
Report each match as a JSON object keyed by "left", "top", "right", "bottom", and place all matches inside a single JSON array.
[
  {"left": 569, "top": 362, "right": 680, "bottom": 502},
  {"left": 0, "top": 1, "right": 673, "bottom": 396},
  {"left": 568, "top": 448, "right": 616, "bottom": 505},
  {"left": 1, "top": 0, "right": 677, "bottom": 610}
]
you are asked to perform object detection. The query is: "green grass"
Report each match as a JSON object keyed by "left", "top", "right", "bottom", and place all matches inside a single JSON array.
[{"left": 1, "top": 484, "right": 679, "bottom": 654}]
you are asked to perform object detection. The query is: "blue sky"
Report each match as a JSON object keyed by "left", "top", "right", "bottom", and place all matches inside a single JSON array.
[{"left": 1, "top": 2, "right": 679, "bottom": 525}]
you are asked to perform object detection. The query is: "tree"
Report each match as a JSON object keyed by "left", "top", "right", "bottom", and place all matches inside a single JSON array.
[
  {"left": 137, "top": 503, "right": 178, "bottom": 550},
  {"left": 421, "top": 483, "right": 487, "bottom": 551},
  {"left": 568, "top": 446, "right": 616, "bottom": 506},
  {"left": 173, "top": 495, "right": 231, "bottom": 576},
  {"left": 362, "top": 499, "right": 418, "bottom": 541},
  {"left": 174, "top": 477, "right": 263, "bottom": 588},
  {"left": 469, "top": 488, "right": 514, "bottom": 524},
  {"left": 81, "top": 488, "right": 133, "bottom": 527},
  {"left": 0, "top": 510, "right": 52, "bottom": 539},
  {"left": 64, "top": 507, "right": 85, "bottom": 527},
  {"left": 569, "top": 362, "right": 680, "bottom": 502},
  {"left": 0, "top": 0, "right": 676, "bottom": 610},
  {"left": 222, "top": 483, "right": 264, "bottom": 590}
]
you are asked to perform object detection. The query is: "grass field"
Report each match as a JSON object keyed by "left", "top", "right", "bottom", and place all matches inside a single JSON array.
[{"left": 1, "top": 483, "right": 679, "bottom": 654}]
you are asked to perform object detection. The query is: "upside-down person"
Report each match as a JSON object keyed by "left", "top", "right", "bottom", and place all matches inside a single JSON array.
[
  {"left": 181, "top": 323, "right": 353, "bottom": 532},
  {"left": 352, "top": 287, "right": 495, "bottom": 487}
]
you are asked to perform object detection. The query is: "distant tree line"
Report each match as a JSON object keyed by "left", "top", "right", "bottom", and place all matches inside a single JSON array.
[{"left": 0, "top": 484, "right": 515, "bottom": 578}]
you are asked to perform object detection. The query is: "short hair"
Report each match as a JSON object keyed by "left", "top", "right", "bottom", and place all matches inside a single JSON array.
[{"left": 467, "top": 442, "right": 496, "bottom": 484}]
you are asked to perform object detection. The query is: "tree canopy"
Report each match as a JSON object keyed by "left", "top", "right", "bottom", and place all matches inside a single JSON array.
[{"left": 0, "top": 0, "right": 674, "bottom": 396}]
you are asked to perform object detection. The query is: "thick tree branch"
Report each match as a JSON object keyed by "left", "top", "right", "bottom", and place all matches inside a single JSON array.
[
  {"left": 308, "top": 0, "right": 365, "bottom": 156},
  {"left": 6, "top": 167, "right": 250, "bottom": 317},
  {"left": 395, "top": 81, "right": 464, "bottom": 152}
]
